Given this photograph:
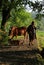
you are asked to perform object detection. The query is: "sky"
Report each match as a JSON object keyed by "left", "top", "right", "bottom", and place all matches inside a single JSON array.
[
  {"left": 30, "top": 0, "right": 43, "bottom": 2},
  {"left": 26, "top": 0, "right": 43, "bottom": 12}
]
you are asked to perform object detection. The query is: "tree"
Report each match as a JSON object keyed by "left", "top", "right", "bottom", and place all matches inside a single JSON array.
[
  {"left": 0, "top": 0, "right": 43, "bottom": 29},
  {"left": 10, "top": 8, "right": 33, "bottom": 27}
]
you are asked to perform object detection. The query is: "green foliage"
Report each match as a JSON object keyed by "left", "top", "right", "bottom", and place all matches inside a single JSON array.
[
  {"left": 37, "top": 31, "right": 44, "bottom": 48},
  {"left": 36, "top": 18, "right": 44, "bottom": 31},
  {"left": 9, "top": 8, "right": 33, "bottom": 27},
  {"left": 35, "top": 14, "right": 42, "bottom": 20},
  {"left": 0, "top": 30, "right": 9, "bottom": 45},
  {"left": 0, "top": 0, "right": 43, "bottom": 21}
]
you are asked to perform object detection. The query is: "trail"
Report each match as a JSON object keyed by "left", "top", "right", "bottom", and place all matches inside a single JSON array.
[
  {"left": 0, "top": 49, "right": 41, "bottom": 65},
  {"left": 0, "top": 41, "right": 40, "bottom": 65}
]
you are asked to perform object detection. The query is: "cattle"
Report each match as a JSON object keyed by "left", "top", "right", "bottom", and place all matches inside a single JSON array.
[
  {"left": 18, "top": 27, "right": 26, "bottom": 36},
  {"left": 9, "top": 26, "right": 27, "bottom": 45},
  {"left": 9, "top": 26, "right": 27, "bottom": 39},
  {"left": 9, "top": 26, "right": 17, "bottom": 38}
]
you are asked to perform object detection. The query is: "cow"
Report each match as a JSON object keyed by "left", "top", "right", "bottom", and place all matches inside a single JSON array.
[
  {"left": 9, "top": 26, "right": 27, "bottom": 45},
  {"left": 18, "top": 27, "right": 26, "bottom": 37},
  {"left": 9, "top": 26, "right": 27, "bottom": 39},
  {"left": 9, "top": 26, "right": 18, "bottom": 39}
]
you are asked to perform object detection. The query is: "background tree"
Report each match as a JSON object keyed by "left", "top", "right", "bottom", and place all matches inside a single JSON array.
[{"left": 0, "top": 0, "right": 43, "bottom": 29}]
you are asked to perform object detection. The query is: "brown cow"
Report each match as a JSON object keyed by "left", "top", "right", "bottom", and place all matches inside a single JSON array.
[
  {"left": 9, "top": 26, "right": 27, "bottom": 45},
  {"left": 9, "top": 26, "right": 27, "bottom": 39},
  {"left": 18, "top": 27, "right": 26, "bottom": 37},
  {"left": 9, "top": 26, "right": 17, "bottom": 39}
]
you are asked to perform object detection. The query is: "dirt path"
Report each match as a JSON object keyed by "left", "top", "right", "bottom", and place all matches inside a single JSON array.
[
  {"left": 0, "top": 32, "right": 40, "bottom": 65},
  {"left": 0, "top": 49, "right": 41, "bottom": 65}
]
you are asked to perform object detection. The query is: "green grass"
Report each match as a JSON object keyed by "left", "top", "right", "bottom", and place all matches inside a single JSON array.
[
  {"left": 37, "top": 31, "right": 44, "bottom": 37},
  {"left": 37, "top": 31, "right": 44, "bottom": 48},
  {"left": 13, "top": 35, "right": 24, "bottom": 40}
]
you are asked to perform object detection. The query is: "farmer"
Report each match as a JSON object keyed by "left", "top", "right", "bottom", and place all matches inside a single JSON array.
[{"left": 27, "top": 21, "right": 36, "bottom": 45}]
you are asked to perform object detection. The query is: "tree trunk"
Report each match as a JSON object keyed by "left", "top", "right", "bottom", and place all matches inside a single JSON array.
[{"left": 1, "top": 7, "right": 10, "bottom": 30}]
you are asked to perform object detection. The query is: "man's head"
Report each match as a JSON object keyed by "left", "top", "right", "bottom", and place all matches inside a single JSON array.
[{"left": 31, "top": 21, "right": 34, "bottom": 26}]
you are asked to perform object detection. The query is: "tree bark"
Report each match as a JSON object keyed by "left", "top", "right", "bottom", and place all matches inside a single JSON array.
[{"left": 1, "top": 7, "right": 10, "bottom": 29}]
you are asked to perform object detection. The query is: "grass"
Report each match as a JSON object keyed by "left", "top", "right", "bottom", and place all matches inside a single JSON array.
[
  {"left": 13, "top": 35, "right": 24, "bottom": 40},
  {"left": 37, "top": 31, "right": 44, "bottom": 48}
]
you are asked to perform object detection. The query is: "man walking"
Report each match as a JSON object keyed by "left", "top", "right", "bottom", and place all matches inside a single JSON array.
[{"left": 27, "top": 21, "right": 36, "bottom": 45}]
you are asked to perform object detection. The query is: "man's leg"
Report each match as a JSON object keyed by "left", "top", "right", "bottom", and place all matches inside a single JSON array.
[{"left": 29, "top": 34, "right": 31, "bottom": 45}]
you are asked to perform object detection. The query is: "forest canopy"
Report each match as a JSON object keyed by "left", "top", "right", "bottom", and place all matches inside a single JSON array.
[{"left": 0, "top": 0, "right": 44, "bottom": 30}]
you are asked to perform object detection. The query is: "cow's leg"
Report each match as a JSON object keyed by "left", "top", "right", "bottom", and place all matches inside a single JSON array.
[{"left": 19, "top": 40, "right": 24, "bottom": 45}]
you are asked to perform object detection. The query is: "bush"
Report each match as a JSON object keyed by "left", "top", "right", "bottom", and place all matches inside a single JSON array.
[{"left": 0, "top": 30, "right": 9, "bottom": 46}]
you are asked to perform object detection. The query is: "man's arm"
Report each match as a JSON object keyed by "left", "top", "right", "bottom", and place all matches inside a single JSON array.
[{"left": 27, "top": 25, "right": 31, "bottom": 33}]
